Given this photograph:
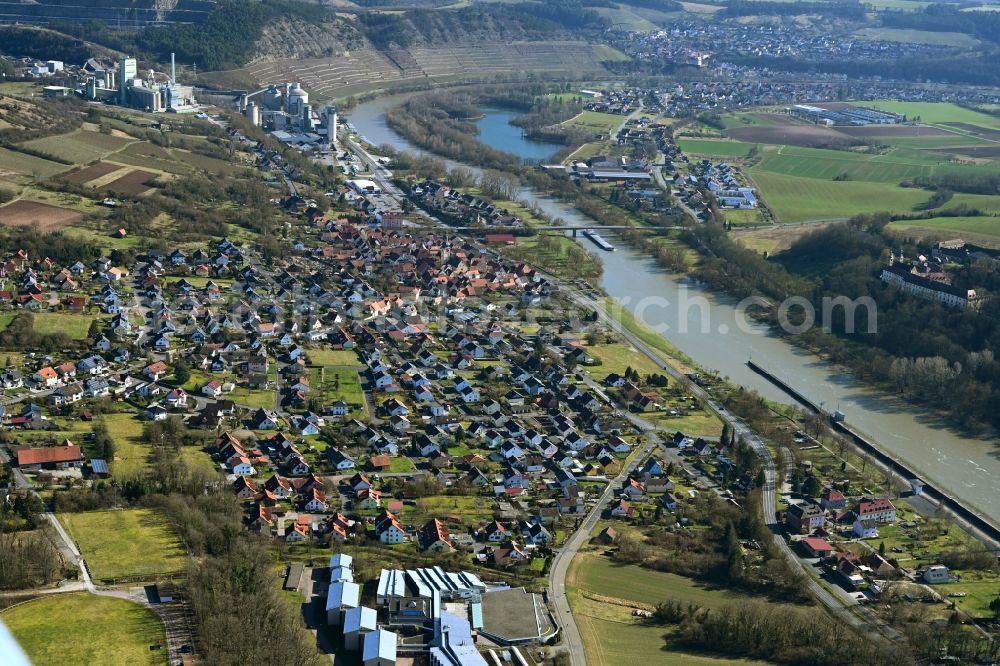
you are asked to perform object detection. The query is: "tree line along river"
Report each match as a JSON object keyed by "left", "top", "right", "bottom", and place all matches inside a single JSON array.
[{"left": 346, "top": 93, "right": 1000, "bottom": 527}]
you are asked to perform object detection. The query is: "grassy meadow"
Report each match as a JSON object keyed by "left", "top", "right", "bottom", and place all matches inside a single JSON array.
[
  {"left": 562, "top": 111, "right": 626, "bottom": 136},
  {"left": 677, "top": 138, "right": 758, "bottom": 157},
  {"left": 889, "top": 216, "right": 1000, "bottom": 248},
  {"left": 687, "top": 103, "right": 1000, "bottom": 226},
  {"left": 852, "top": 28, "right": 980, "bottom": 48},
  {"left": 306, "top": 348, "right": 362, "bottom": 366},
  {"left": 853, "top": 101, "right": 1000, "bottom": 130},
  {"left": 749, "top": 171, "right": 929, "bottom": 223},
  {"left": 59, "top": 508, "right": 188, "bottom": 582},
  {"left": 567, "top": 550, "right": 777, "bottom": 666},
  {"left": 3, "top": 593, "right": 167, "bottom": 666}
]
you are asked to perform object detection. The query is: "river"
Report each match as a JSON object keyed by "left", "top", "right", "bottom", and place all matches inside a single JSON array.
[
  {"left": 474, "top": 106, "right": 562, "bottom": 163},
  {"left": 346, "top": 94, "right": 1000, "bottom": 526}
]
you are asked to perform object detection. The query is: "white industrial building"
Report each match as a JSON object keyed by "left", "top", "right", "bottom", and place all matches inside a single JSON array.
[
  {"left": 362, "top": 629, "right": 397, "bottom": 666},
  {"left": 376, "top": 567, "right": 486, "bottom": 604},
  {"left": 81, "top": 53, "right": 196, "bottom": 113},
  {"left": 344, "top": 606, "right": 379, "bottom": 650},
  {"left": 332, "top": 556, "right": 494, "bottom": 666},
  {"left": 327, "top": 580, "right": 361, "bottom": 625}
]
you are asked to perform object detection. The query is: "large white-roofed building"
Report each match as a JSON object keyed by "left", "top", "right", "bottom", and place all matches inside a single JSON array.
[{"left": 362, "top": 628, "right": 397, "bottom": 666}]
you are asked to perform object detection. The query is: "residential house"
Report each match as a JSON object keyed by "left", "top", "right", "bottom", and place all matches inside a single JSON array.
[
  {"left": 374, "top": 511, "right": 409, "bottom": 544},
  {"left": 481, "top": 520, "right": 508, "bottom": 542},
  {"left": 820, "top": 489, "right": 848, "bottom": 511},
  {"left": 852, "top": 519, "right": 879, "bottom": 540},
  {"left": 855, "top": 498, "right": 896, "bottom": 523},
  {"left": 610, "top": 499, "right": 634, "bottom": 518},
  {"left": 786, "top": 501, "right": 825, "bottom": 534},
  {"left": 418, "top": 518, "right": 454, "bottom": 553}
]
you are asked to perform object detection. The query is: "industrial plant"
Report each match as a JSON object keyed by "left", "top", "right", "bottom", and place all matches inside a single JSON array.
[
  {"left": 238, "top": 82, "right": 337, "bottom": 148},
  {"left": 79, "top": 53, "right": 197, "bottom": 113}
]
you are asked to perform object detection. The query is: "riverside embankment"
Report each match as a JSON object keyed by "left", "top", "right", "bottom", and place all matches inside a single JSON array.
[{"left": 347, "top": 93, "right": 1000, "bottom": 529}]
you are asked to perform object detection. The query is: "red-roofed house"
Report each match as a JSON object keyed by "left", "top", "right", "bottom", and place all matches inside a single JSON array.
[
  {"left": 418, "top": 518, "right": 454, "bottom": 553},
  {"left": 855, "top": 498, "right": 896, "bottom": 523},
  {"left": 17, "top": 442, "right": 83, "bottom": 470},
  {"left": 799, "top": 536, "right": 834, "bottom": 558}
]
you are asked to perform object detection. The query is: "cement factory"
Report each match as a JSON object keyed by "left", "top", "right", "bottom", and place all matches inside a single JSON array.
[
  {"left": 78, "top": 53, "right": 197, "bottom": 113},
  {"left": 237, "top": 82, "right": 338, "bottom": 148}
]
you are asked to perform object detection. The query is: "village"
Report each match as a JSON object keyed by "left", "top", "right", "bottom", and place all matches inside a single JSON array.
[
  {"left": 1, "top": 42, "right": 1000, "bottom": 664},
  {"left": 1, "top": 189, "right": 985, "bottom": 662}
]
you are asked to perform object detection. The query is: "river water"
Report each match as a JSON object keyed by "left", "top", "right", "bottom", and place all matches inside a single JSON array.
[
  {"left": 346, "top": 94, "right": 1000, "bottom": 526},
  {"left": 474, "top": 106, "right": 561, "bottom": 163}
]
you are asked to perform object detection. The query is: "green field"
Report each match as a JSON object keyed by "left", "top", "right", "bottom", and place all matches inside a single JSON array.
[
  {"left": 855, "top": 101, "right": 1000, "bottom": 130},
  {"left": 568, "top": 551, "right": 776, "bottom": 666},
  {"left": 677, "top": 138, "right": 758, "bottom": 157},
  {"left": 648, "top": 408, "right": 724, "bottom": 438},
  {"left": 562, "top": 111, "right": 626, "bottom": 136},
  {"left": 889, "top": 216, "right": 1000, "bottom": 247},
  {"left": 97, "top": 413, "right": 148, "bottom": 478},
  {"left": 604, "top": 297, "right": 697, "bottom": 373},
  {"left": 22, "top": 129, "right": 134, "bottom": 166},
  {"left": 936, "top": 571, "right": 1000, "bottom": 618},
  {"left": 32, "top": 312, "right": 105, "bottom": 339},
  {"left": 864, "top": 0, "right": 930, "bottom": 9},
  {"left": 0, "top": 311, "right": 107, "bottom": 341},
  {"left": 594, "top": 6, "right": 659, "bottom": 31},
  {"left": 564, "top": 141, "right": 608, "bottom": 163},
  {"left": 309, "top": 366, "right": 367, "bottom": 417},
  {"left": 59, "top": 508, "right": 187, "bottom": 582},
  {"left": 724, "top": 207, "right": 768, "bottom": 227},
  {"left": 588, "top": 342, "right": 668, "bottom": 381},
  {"left": 877, "top": 134, "right": 994, "bottom": 150},
  {"left": 126, "top": 403, "right": 217, "bottom": 475},
  {"left": 571, "top": 551, "right": 757, "bottom": 608},
  {"left": 108, "top": 142, "right": 189, "bottom": 175},
  {"left": 852, "top": 28, "right": 980, "bottom": 47},
  {"left": 3, "top": 593, "right": 167, "bottom": 666},
  {"left": 944, "top": 193, "right": 1000, "bottom": 214},
  {"left": 170, "top": 148, "right": 250, "bottom": 176},
  {"left": 0, "top": 146, "right": 72, "bottom": 181},
  {"left": 306, "top": 348, "right": 361, "bottom": 366},
  {"left": 593, "top": 44, "right": 631, "bottom": 62},
  {"left": 748, "top": 170, "right": 929, "bottom": 223},
  {"left": 752, "top": 144, "right": 995, "bottom": 183},
  {"left": 229, "top": 384, "right": 277, "bottom": 409}
]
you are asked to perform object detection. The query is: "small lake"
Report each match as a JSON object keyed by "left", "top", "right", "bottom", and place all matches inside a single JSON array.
[{"left": 474, "top": 106, "right": 562, "bottom": 164}]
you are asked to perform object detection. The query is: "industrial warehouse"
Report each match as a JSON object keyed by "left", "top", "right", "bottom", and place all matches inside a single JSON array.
[
  {"left": 789, "top": 103, "right": 904, "bottom": 126},
  {"left": 321, "top": 555, "right": 552, "bottom": 666}
]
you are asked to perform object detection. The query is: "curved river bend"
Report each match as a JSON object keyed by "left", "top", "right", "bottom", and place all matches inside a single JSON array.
[{"left": 347, "top": 94, "right": 1000, "bottom": 526}]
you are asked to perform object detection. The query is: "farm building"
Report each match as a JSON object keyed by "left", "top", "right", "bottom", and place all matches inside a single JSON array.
[{"left": 17, "top": 443, "right": 84, "bottom": 470}]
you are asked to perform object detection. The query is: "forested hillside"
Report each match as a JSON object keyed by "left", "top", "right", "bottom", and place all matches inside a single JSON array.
[{"left": 689, "top": 216, "right": 1000, "bottom": 432}]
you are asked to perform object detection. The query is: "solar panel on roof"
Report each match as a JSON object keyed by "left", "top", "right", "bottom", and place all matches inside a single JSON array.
[{"left": 90, "top": 459, "right": 109, "bottom": 474}]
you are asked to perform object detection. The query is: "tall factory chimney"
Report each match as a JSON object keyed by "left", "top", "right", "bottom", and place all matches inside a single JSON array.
[{"left": 171, "top": 53, "right": 176, "bottom": 84}]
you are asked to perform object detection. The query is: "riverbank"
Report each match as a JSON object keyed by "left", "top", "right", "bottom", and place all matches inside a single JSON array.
[{"left": 345, "top": 93, "right": 1000, "bottom": 528}]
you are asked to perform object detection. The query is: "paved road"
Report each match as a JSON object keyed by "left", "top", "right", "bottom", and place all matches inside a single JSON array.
[
  {"left": 565, "top": 288, "right": 908, "bottom": 644},
  {"left": 333, "top": 128, "right": 894, "bottom": 659},
  {"left": 547, "top": 441, "right": 655, "bottom": 666},
  {"left": 2, "top": 446, "right": 194, "bottom": 661}
]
